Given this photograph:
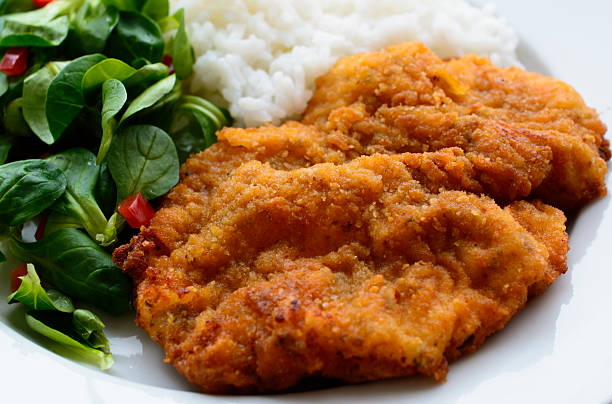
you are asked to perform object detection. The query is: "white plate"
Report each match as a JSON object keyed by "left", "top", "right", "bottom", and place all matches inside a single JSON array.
[{"left": 1, "top": 1, "right": 611, "bottom": 403}]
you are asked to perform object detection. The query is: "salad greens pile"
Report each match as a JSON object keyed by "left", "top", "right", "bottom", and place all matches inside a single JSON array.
[
  {"left": 9, "top": 263, "right": 113, "bottom": 369},
  {"left": 0, "top": 0, "right": 229, "bottom": 369}
]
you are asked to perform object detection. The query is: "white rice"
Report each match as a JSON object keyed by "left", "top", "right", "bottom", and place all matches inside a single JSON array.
[{"left": 170, "top": 0, "right": 520, "bottom": 127}]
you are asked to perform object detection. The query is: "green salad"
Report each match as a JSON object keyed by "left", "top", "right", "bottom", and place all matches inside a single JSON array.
[{"left": 0, "top": 0, "right": 229, "bottom": 369}]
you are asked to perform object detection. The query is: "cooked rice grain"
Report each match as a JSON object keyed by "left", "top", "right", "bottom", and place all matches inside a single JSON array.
[{"left": 172, "top": 0, "right": 519, "bottom": 127}]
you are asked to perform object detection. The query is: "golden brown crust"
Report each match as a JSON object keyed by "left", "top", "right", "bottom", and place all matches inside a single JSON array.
[
  {"left": 302, "top": 42, "right": 608, "bottom": 210},
  {"left": 116, "top": 150, "right": 567, "bottom": 393},
  {"left": 112, "top": 42, "right": 588, "bottom": 393},
  {"left": 506, "top": 200, "right": 569, "bottom": 295}
]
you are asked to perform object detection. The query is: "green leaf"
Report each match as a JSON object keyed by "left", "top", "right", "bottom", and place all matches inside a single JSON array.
[
  {"left": 72, "top": 308, "right": 110, "bottom": 352},
  {"left": 0, "top": 47, "right": 55, "bottom": 107},
  {"left": 46, "top": 290, "right": 75, "bottom": 312},
  {"left": 46, "top": 148, "right": 116, "bottom": 246},
  {"left": 156, "top": 14, "right": 178, "bottom": 33},
  {"left": 130, "top": 57, "right": 149, "bottom": 69},
  {"left": 120, "top": 74, "right": 175, "bottom": 124},
  {"left": 105, "top": 11, "right": 164, "bottom": 67},
  {"left": 107, "top": 124, "right": 178, "bottom": 202},
  {"left": 8, "top": 228, "right": 131, "bottom": 315},
  {"left": 122, "top": 62, "right": 168, "bottom": 90},
  {"left": 0, "top": 46, "right": 59, "bottom": 95},
  {"left": 176, "top": 95, "right": 228, "bottom": 129},
  {"left": 4, "top": 97, "right": 30, "bottom": 137},
  {"left": 0, "top": 138, "right": 12, "bottom": 164},
  {"left": 171, "top": 9, "right": 194, "bottom": 80},
  {"left": 22, "top": 61, "right": 69, "bottom": 144},
  {"left": 0, "top": 249, "right": 5, "bottom": 263},
  {"left": 94, "top": 161, "right": 117, "bottom": 218},
  {"left": 191, "top": 111, "right": 217, "bottom": 149},
  {"left": 7, "top": 263, "right": 75, "bottom": 312},
  {"left": 81, "top": 58, "right": 136, "bottom": 94},
  {"left": 0, "top": 159, "right": 67, "bottom": 226},
  {"left": 98, "top": 79, "right": 127, "bottom": 164},
  {"left": 155, "top": 7, "right": 183, "bottom": 34},
  {"left": 169, "top": 106, "right": 217, "bottom": 163},
  {"left": 0, "top": 16, "right": 69, "bottom": 47},
  {"left": 141, "top": 0, "right": 168, "bottom": 21},
  {"left": 0, "top": 0, "right": 36, "bottom": 15},
  {"left": 134, "top": 76, "right": 181, "bottom": 124},
  {"left": 0, "top": 72, "right": 8, "bottom": 98},
  {"left": 100, "top": 0, "right": 144, "bottom": 12},
  {"left": 95, "top": 210, "right": 118, "bottom": 245},
  {"left": 116, "top": 77, "right": 181, "bottom": 131},
  {"left": 26, "top": 310, "right": 113, "bottom": 370},
  {"left": 45, "top": 211, "right": 82, "bottom": 235},
  {"left": 0, "top": 0, "right": 77, "bottom": 47},
  {"left": 68, "top": 0, "right": 119, "bottom": 54},
  {"left": 45, "top": 54, "right": 106, "bottom": 143}
]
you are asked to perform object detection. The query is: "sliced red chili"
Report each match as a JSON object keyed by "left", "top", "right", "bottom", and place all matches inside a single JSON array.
[
  {"left": 9, "top": 264, "right": 28, "bottom": 293},
  {"left": 35, "top": 213, "right": 49, "bottom": 241},
  {"left": 162, "top": 55, "right": 174, "bottom": 75},
  {"left": 0, "top": 47, "right": 29, "bottom": 76},
  {"left": 33, "top": 0, "right": 55, "bottom": 7},
  {"left": 118, "top": 192, "right": 155, "bottom": 228}
]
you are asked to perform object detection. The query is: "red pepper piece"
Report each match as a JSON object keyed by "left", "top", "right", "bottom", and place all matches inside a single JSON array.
[
  {"left": 0, "top": 47, "right": 29, "bottom": 76},
  {"left": 118, "top": 192, "right": 155, "bottom": 228},
  {"left": 9, "top": 264, "right": 28, "bottom": 293},
  {"left": 162, "top": 55, "right": 174, "bottom": 75},
  {"left": 33, "top": 0, "right": 55, "bottom": 7},
  {"left": 35, "top": 213, "right": 49, "bottom": 241}
]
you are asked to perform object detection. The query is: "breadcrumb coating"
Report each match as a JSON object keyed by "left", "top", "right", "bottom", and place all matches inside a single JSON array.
[
  {"left": 112, "top": 42, "right": 600, "bottom": 393},
  {"left": 303, "top": 42, "right": 608, "bottom": 210},
  {"left": 115, "top": 149, "right": 567, "bottom": 393}
]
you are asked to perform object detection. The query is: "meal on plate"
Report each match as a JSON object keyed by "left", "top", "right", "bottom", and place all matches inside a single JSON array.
[{"left": 0, "top": 0, "right": 609, "bottom": 396}]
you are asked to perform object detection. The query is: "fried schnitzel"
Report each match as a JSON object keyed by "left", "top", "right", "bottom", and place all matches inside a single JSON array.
[
  {"left": 302, "top": 42, "right": 609, "bottom": 210},
  {"left": 115, "top": 147, "right": 567, "bottom": 393},
  {"left": 111, "top": 42, "right": 601, "bottom": 393}
]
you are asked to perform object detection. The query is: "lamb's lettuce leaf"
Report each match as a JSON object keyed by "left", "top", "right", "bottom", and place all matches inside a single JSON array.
[
  {"left": 104, "top": 10, "right": 164, "bottom": 67},
  {"left": 72, "top": 308, "right": 110, "bottom": 352},
  {"left": 0, "top": 159, "right": 67, "bottom": 226},
  {"left": 22, "top": 61, "right": 69, "bottom": 144},
  {"left": 7, "top": 263, "right": 75, "bottom": 312},
  {"left": 98, "top": 79, "right": 127, "bottom": 164},
  {"left": 45, "top": 54, "right": 106, "bottom": 143},
  {"left": 8, "top": 228, "right": 131, "bottom": 315},
  {"left": 26, "top": 310, "right": 113, "bottom": 370},
  {"left": 0, "top": 0, "right": 79, "bottom": 47},
  {"left": 107, "top": 124, "right": 178, "bottom": 202},
  {"left": 46, "top": 148, "right": 117, "bottom": 246},
  {"left": 120, "top": 73, "right": 175, "bottom": 123},
  {"left": 169, "top": 9, "right": 193, "bottom": 80},
  {"left": 68, "top": 0, "right": 119, "bottom": 54}
]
